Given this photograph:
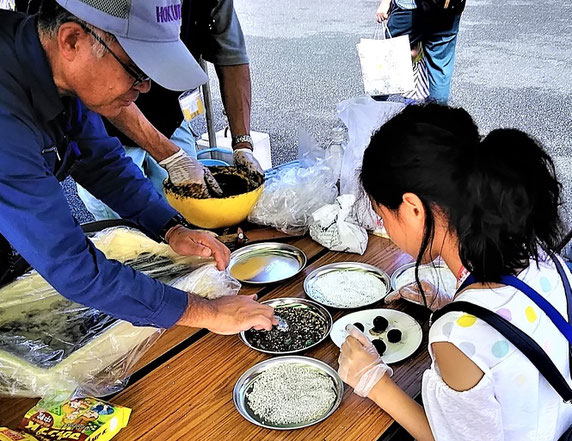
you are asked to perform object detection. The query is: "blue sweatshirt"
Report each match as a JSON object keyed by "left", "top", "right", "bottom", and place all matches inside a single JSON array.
[{"left": 0, "top": 11, "right": 188, "bottom": 328}]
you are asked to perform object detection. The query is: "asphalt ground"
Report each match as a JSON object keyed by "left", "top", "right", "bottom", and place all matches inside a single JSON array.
[{"left": 65, "top": 0, "right": 572, "bottom": 230}]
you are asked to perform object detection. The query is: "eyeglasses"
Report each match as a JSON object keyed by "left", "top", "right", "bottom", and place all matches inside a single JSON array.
[{"left": 81, "top": 25, "right": 150, "bottom": 87}]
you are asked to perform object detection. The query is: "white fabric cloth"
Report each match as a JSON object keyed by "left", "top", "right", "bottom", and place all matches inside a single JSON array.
[{"left": 423, "top": 253, "right": 572, "bottom": 441}]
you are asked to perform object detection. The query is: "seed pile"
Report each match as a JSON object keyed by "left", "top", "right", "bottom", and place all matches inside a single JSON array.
[
  {"left": 246, "top": 364, "right": 337, "bottom": 425},
  {"left": 245, "top": 305, "right": 328, "bottom": 352},
  {"left": 309, "top": 270, "right": 386, "bottom": 308}
]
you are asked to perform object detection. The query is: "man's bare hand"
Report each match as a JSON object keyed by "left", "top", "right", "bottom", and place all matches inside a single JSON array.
[
  {"left": 166, "top": 225, "right": 230, "bottom": 270},
  {"left": 177, "top": 294, "right": 278, "bottom": 334}
]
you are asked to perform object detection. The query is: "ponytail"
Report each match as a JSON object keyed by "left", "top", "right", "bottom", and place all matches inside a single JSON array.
[
  {"left": 457, "top": 129, "right": 563, "bottom": 282},
  {"left": 361, "top": 104, "right": 563, "bottom": 290}
]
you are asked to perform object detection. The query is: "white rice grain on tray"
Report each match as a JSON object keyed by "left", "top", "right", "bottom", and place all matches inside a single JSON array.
[
  {"left": 310, "top": 270, "right": 385, "bottom": 308},
  {"left": 246, "top": 364, "right": 336, "bottom": 426}
]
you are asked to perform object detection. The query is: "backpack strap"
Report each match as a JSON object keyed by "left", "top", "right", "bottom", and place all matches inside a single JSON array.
[{"left": 432, "top": 301, "right": 572, "bottom": 403}]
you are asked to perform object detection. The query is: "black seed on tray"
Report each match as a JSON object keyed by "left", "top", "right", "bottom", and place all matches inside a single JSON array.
[
  {"left": 372, "top": 339, "right": 386, "bottom": 356},
  {"left": 372, "top": 316, "right": 389, "bottom": 333},
  {"left": 244, "top": 305, "right": 328, "bottom": 352},
  {"left": 387, "top": 329, "right": 402, "bottom": 343},
  {"left": 353, "top": 322, "right": 365, "bottom": 332}
]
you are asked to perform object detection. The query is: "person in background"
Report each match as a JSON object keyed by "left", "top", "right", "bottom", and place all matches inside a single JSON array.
[
  {"left": 0, "top": 0, "right": 276, "bottom": 333},
  {"left": 375, "top": 0, "right": 465, "bottom": 103},
  {"left": 338, "top": 104, "right": 572, "bottom": 440},
  {"left": 76, "top": 0, "right": 262, "bottom": 220}
]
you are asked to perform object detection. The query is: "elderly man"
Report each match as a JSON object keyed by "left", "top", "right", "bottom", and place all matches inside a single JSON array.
[
  {"left": 76, "top": 0, "right": 262, "bottom": 218},
  {"left": 0, "top": 0, "right": 276, "bottom": 333}
]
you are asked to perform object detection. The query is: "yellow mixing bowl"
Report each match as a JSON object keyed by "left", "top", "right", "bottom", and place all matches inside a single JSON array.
[{"left": 164, "top": 167, "right": 264, "bottom": 229}]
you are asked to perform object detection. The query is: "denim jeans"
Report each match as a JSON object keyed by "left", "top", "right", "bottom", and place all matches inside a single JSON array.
[
  {"left": 77, "top": 122, "right": 198, "bottom": 221},
  {"left": 422, "top": 11, "right": 462, "bottom": 103},
  {"left": 384, "top": 3, "right": 462, "bottom": 104}
]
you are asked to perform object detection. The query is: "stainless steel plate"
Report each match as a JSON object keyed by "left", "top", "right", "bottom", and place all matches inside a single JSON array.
[
  {"left": 228, "top": 242, "right": 307, "bottom": 284},
  {"left": 304, "top": 262, "right": 391, "bottom": 309},
  {"left": 233, "top": 356, "right": 344, "bottom": 430},
  {"left": 390, "top": 262, "right": 457, "bottom": 304},
  {"left": 239, "top": 298, "right": 333, "bottom": 355}
]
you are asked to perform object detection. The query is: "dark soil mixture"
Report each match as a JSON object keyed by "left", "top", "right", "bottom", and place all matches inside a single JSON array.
[
  {"left": 164, "top": 166, "right": 264, "bottom": 199},
  {"left": 245, "top": 304, "right": 328, "bottom": 352}
]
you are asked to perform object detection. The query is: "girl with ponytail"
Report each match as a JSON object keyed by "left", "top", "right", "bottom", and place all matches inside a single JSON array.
[{"left": 337, "top": 104, "right": 572, "bottom": 441}]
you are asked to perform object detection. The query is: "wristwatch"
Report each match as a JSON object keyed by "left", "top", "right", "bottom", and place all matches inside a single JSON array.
[
  {"left": 159, "top": 214, "right": 191, "bottom": 243},
  {"left": 232, "top": 134, "right": 253, "bottom": 149}
]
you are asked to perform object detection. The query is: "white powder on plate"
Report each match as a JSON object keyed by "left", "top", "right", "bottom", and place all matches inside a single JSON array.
[
  {"left": 395, "top": 266, "right": 457, "bottom": 295},
  {"left": 246, "top": 364, "right": 337, "bottom": 426},
  {"left": 309, "top": 270, "right": 386, "bottom": 308}
]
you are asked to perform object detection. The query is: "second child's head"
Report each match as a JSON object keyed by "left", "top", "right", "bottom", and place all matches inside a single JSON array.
[{"left": 360, "top": 104, "right": 563, "bottom": 283}]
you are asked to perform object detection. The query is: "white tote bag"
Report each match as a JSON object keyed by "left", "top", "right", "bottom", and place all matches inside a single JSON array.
[{"left": 357, "top": 22, "right": 415, "bottom": 96}]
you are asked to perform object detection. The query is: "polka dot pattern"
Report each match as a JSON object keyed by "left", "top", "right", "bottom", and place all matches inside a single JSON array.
[
  {"left": 539, "top": 277, "right": 552, "bottom": 293},
  {"left": 442, "top": 322, "right": 453, "bottom": 338},
  {"left": 457, "top": 314, "right": 477, "bottom": 328},
  {"left": 492, "top": 340, "right": 510, "bottom": 358},
  {"left": 525, "top": 306, "right": 538, "bottom": 323},
  {"left": 496, "top": 308, "right": 512, "bottom": 321},
  {"left": 459, "top": 342, "right": 476, "bottom": 357}
]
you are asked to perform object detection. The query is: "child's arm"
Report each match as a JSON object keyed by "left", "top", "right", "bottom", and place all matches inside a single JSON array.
[{"left": 368, "top": 376, "right": 435, "bottom": 441}]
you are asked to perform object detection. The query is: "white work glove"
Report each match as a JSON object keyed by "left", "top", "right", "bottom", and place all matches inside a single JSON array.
[
  {"left": 233, "top": 148, "right": 264, "bottom": 179},
  {"left": 159, "top": 149, "right": 223, "bottom": 197},
  {"left": 338, "top": 324, "right": 393, "bottom": 397},
  {"left": 385, "top": 280, "right": 452, "bottom": 312}
]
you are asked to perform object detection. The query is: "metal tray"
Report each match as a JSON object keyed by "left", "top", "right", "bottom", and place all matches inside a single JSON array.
[
  {"left": 239, "top": 298, "right": 333, "bottom": 355},
  {"left": 304, "top": 262, "right": 390, "bottom": 309},
  {"left": 228, "top": 242, "right": 307, "bottom": 284},
  {"left": 391, "top": 262, "right": 457, "bottom": 304},
  {"left": 233, "top": 356, "right": 343, "bottom": 430}
]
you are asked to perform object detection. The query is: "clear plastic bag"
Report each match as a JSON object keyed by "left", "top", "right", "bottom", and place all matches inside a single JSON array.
[
  {"left": 248, "top": 131, "right": 339, "bottom": 234},
  {"left": 0, "top": 227, "right": 237, "bottom": 401},
  {"left": 337, "top": 97, "right": 404, "bottom": 232}
]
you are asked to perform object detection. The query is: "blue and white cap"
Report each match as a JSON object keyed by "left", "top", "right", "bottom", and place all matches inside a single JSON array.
[{"left": 55, "top": 0, "right": 208, "bottom": 91}]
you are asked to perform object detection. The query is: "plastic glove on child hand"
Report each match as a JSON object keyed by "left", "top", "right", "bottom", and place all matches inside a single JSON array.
[
  {"left": 338, "top": 324, "right": 393, "bottom": 397},
  {"left": 385, "top": 280, "right": 452, "bottom": 312},
  {"left": 233, "top": 148, "right": 264, "bottom": 179},
  {"left": 159, "top": 149, "right": 223, "bottom": 197}
]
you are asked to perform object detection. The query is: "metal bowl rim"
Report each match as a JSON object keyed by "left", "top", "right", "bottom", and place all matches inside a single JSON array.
[
  {"left": 233, "top": 355, "right": 344, "bottom": 430},
  {"left": 238, "top": 297, "right": 333, "bottom": 355},
  {"left": 229, "top": 242, "right": 308, "bottom": 285},
  {"left": 303, "top": 262, "right": 391, "bottom": 309}
]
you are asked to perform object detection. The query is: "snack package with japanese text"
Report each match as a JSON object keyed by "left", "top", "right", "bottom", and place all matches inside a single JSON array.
[{"left": 18, "top": 397, "right": 130, "bottom": 441}]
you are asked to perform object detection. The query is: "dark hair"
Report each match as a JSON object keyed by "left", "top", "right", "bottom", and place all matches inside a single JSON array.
[{"left": 361, "top": 103, "right": 563, "bottom": 289}]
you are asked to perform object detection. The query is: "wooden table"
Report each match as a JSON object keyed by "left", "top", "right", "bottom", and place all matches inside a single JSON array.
[{"left": 0, "top": 235, "right": 431, "bottom": 440}]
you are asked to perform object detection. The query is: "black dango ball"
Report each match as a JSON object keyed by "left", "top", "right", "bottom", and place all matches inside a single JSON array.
[
  {"left": 372, "top": 315, "right": 389, "bottom": 332},
  {"left": 353, "top": 322, "right": 365, "bottom": 332},
  {"left": 387, "top": 328, "right": 402, "bottom": 343},
  {"left": 372, "top": 339, "right": 386, "bottom": 355}
]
